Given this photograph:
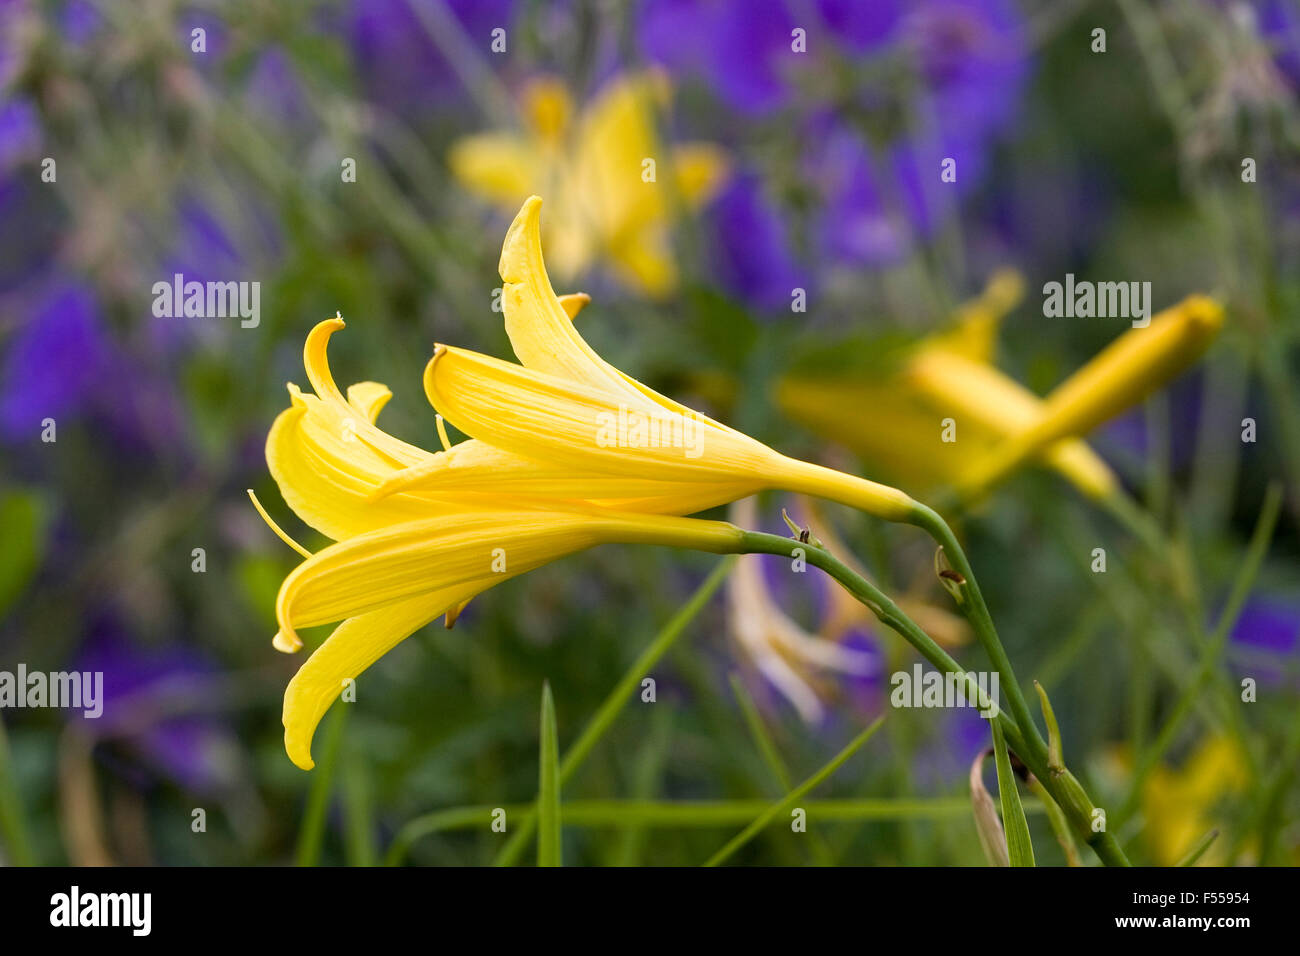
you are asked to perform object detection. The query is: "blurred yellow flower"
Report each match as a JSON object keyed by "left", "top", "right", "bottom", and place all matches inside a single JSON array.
[
  {"left": 1140, "top": 736, "right": 1249, "bottom": 865},
  {"left": 778, "top": 279, "right": 1224, "bottom": 505},
  {"left": 777, "top": 271, "right": 1119, "bottom": 501},
  {"left": 956, "top": 295, "right": 1224, "bottom": 498},
  {"left": 448, "top": 73, "right": 728, "bottom": 297}
]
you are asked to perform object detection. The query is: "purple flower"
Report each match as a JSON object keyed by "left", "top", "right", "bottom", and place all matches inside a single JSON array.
[
  {"left": 58, "top": 0, "right": 101, "bottom": 48},
  {"left": 1232, "top": 597, "right": 1300, "bottom": 655},
  {"left": 650, "top": 1, "right": 1029, "bottom": 272},
  {"left": 1247, "top": 0, "right": 1300, "bottom": 88},
  {"left": 0, "top": 98, "right": 39, "bottom": 171},
  {"left": 151, "top": 196, "right": 278, "bottom": 357},
  {"left": 1097, "top": 373, "right": 1203, "bottom": 474},
  {"left": 808, "top": 0, "right": 1029, "bottom": 267},
  {"left": 0, "top": 281, "right": 111, "bottom": 441},
  {"left": 75, "top": 628, "right": 242, "bottom": 795},
  {"left": 810, "top": 125, "right": 929, "bottom": 267},
  {"left": 0, "top": 277, "right": 185, "bottom": 452},
  {"left": 1230, "top": 597, "right": 1299, "bottom": 687},
  {"left": 639, "top": 0, "right": 901, "bottom": 113},
  {"left": 349, "top": 0, "right": 517, "bottom": 114},
  {"left": 912, "top": 706, "right": 991, "bottom": 794},
  {"left": 245, "top": 47, "right": 306, "bottom": 125},
  {"left": 704, "top": 171, "right": 809, "bottom": 312}
]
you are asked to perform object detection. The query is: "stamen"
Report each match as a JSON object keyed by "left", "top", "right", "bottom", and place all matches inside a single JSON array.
[
  {"left": 435, "top": 414, "right": 453, "bottom": 452},
  {"left": 247, "top": 489, "right": 313, "bottom": 559}
]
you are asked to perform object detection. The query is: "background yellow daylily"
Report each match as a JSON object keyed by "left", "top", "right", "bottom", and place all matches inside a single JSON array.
[{"left": 449, "top": 72, "right": 729, "bottom": 297}]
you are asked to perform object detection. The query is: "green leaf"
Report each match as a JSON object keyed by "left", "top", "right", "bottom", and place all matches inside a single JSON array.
[
  {"left": 537, "top": 682, "right": 562, "bottom": 868},
  {"left": 0, "top": 491, "right": 49, "bottom": 619},
  {"left": 990, "top": 719, "right": 1035, "bottom": 867},
  {"left": 386, "top": 795, "right": 1004, "bottom": 864}
]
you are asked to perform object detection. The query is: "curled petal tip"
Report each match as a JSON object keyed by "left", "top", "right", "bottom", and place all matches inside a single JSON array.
[
  {"left": 272, "top": 629, "right": 302, "bottom": 653},
  {"left": 284, "top": 728, "right": 315, "bottom": 771}
]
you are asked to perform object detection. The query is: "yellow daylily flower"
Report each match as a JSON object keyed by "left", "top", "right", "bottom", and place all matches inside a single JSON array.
[
  {"left": 726, "top": 499, "right": 875, "bottom": 723},
  {"left": 777, "top": 272, "right": 1118, "bottom": 501},
  {"left": 1139, "top": 736, "right": 1249, "bottom": 865},
  {"left": 448, "top": 72, "right": 728, "bottom": 297},
  {"left": 778, "top": 278, "right": 1224, "bottom": 504},
  {"left": 956, "top": 295, "right": 1224, "bottom": 498},
  {"left": 262, "top": 197, "right": 926, "bottom": 769},
  {"left": 262, "top": 314, "right": 762, "bottom": 768},
  {"left": 420, "top": 196, "right": 920, "bottom": 524}
]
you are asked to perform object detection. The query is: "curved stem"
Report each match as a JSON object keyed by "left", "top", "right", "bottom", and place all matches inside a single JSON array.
[
  {"left": 737, "top": 529, "right": 1131, "bottom": 867},
  {"left": 906, "top": 504, "right": 1048, "bottom": 767}
]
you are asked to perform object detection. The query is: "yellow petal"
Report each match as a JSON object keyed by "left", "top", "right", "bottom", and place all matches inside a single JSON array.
[
  {"left": 930, "top": 269, "right": 1025, "bottom": 364},
  {"left": 906, "top": 350, "right": 1118, "bottom": 499},
  {"left": 446, "top": 132, "right": 537, "bottom": 206},
  {"left": 266, "top": 389, "right": 443, "bottom": 541},
  {"left": 959, "top": 295, "right": 1224, "bottom": 496},
  {"left": 426, "top": 344, "right": 767, "bottom": 482},
  {"left": 283, "top": 588, "right": 464, "bottom": 770},
  {"left": 572, "top": 73, "right": 666, "bottom": 238},
  {"left": 776, "top": 378, "right": 981, "bottom": 493},
  {"left": 427, "top": 344, "right": 917, "bottom": 520},
  {"left": 346, "top": 381, "right": 393, "bottom": 424},
  {"left": 671, "top": 142, "right": 730, "bottom": 207},
  {"left": 303, "top": 319, "right": 427, "bottom": 467},
  {"left": 520, "top": 76, "right": 573, "bottom": 142},
  {"left": 606, "top": 223, "right": 678, "bottom": 298},
  {"left": 499, "top": 196, "right": 642, "bottom": 396},
  {"left": 557, "top": 292, "right": 590, "bottom": 320},
  {"left": 275, "top": 507, "right": 744, "bottom": 645}
]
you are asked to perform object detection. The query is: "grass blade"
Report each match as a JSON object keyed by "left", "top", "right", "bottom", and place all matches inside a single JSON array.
[
  {"left": 730, "top": 673, "right": 835, "bottom": 865},
  {"left": 295, "top": 704, "right": 348, "bottom": 867},
  {"left": 491, "top": 557, "right": 734, "bottom": 866},
  {"left": 703, "top": 716, "right": 884, "bottom": 867},
  {"left": 386, "top": 795, "right": 1011, "bottom": 863},
  {"left": 537, "top": 682, "right": 561, "bottom": 867},
  {"left": 990, "top": 718, "right": 1035, "bottom": 867},
  {"left": 1176, "top": 828, "right": 1219, "bottom": 867}
]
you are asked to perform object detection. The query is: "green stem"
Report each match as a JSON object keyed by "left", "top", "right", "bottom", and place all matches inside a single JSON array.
[
  {"left": 0, "top": 716, "right": 34, "bottom": 866},
  {"left": 738, "top": 529, "right": 1130, "bottom": 867},
  {"left": 907, "top": 504, "right": 1047, "bottom": 767}
]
